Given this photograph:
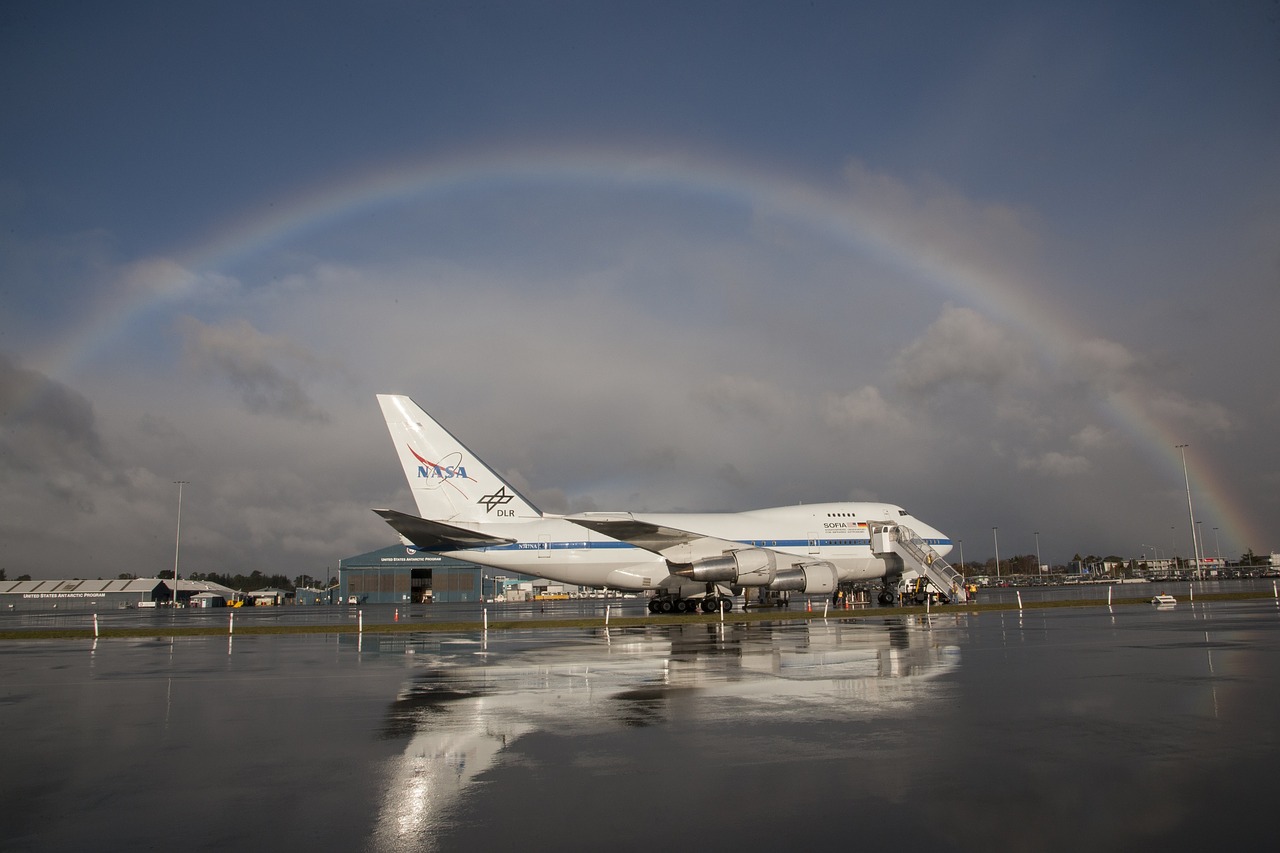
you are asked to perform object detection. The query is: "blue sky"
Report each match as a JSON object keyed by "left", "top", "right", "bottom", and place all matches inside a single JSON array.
[{"left": 2, "top": 1, "right": 1277, "bottom": 579}]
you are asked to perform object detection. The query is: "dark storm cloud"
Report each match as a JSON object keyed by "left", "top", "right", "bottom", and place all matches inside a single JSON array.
[
  {"left": 0, "top": 352, "right": 107, "bottom": 489},
  {"left": 178, "top": 317, "right": 330, "bottom": 424}
]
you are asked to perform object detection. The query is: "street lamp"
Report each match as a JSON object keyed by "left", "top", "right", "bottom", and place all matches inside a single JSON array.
[
  {"left": 172, "top": 480, "right": 189, "bottom": 606},
  {"left": 1143, "top": 543, "right": 1161, "bottom": 574},
  {"left": 958, "top": 539, "right": 965, "bottom": 575},
  {"left": 993, "top": 527, "right": 1001, "bottom": 579},
  {"left": 1213, "top": 527, "right": 1221, "bottom": 565},
  {"left": 1034, "top": 531, "right": 1042, "bottom": 574},
  {"left": 1196, "top": 521, "right": 1205, "bottom": 573},
  {"left": 1176, "top": 445, "right": 1203, "bottom": 581}
]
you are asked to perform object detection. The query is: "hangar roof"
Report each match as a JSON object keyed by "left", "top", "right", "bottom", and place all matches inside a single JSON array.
[
  {"left": 165, "top": 579, "right": 239, "bottom": 597},
  {"left": 0, "top": 578, "right": 239, "bottom": 597},
  {"left": 341, "top": 544, "right": 479, "bottom": 570},
  {"left": 1, "top": 578, "right": 163, "bottom": 595}
]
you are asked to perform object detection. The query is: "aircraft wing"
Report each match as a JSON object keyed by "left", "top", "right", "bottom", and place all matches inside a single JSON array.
[
  {"left": 565, "top": 512, "right": 740, "bottom": 564},
  {"left": 373, "top": 509, "right": 517, "bottom": 550}
]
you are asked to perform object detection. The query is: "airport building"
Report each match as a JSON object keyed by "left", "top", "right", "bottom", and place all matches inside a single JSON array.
[
  {"left": 339, "top": 545, "right": 510, "bottom": 604},
  {"left": 0, "top": 578, "right": 240, "bottom": 611}
]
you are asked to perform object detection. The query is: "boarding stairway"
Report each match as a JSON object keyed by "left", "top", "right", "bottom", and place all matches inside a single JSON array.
[{"left": 872, "top": 523, "right": 969, "bottom": 604}]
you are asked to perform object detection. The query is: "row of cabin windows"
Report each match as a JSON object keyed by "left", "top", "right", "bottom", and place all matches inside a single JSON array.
[
  {"left": 824, "top": 510, "right": 910, "bottom": 518},
  {"left": 749, "top": 539, "right": 868, "bottom": 547}
]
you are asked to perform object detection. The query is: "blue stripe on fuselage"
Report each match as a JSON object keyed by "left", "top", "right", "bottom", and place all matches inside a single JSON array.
[{"left": 420, "top": 537, "right": 949, "bottom": 554}]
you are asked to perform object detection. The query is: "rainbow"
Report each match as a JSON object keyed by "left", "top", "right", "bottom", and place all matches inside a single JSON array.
[{"left": 25, "top": 144, "right": 1264, "bottom": 552}]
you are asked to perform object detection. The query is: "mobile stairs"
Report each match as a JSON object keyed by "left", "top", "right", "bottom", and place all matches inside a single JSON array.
[{"left": 871, "top": 523, "right": 969, "bottom": 604}]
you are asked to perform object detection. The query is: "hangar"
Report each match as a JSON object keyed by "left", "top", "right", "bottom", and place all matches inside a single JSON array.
[
  {"left": 0, "top": 578, "right": 239, "bottom": 611},
  {"left": 340, "top": 545, "right": 499, "bottom": 604}
]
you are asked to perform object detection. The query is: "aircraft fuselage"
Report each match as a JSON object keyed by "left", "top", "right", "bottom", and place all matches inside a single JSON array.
[{"left": 422, "top": 502, "right": 951, "bottom": 592}]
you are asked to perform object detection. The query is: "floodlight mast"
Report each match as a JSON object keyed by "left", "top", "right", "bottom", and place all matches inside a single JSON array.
[
  {"left": 993, "top": 527, "right": 1000, "bottom": 579},
  {"left": 173, "top": 480, "right": 189, "bottom": 605},
  {"left": 1175, "top": 445, "right": 1202, "bottom": 580}
]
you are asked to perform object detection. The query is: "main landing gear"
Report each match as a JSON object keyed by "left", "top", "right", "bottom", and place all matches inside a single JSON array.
[{"left": 647, "top": 595, "right": 734, "bottom": 615}]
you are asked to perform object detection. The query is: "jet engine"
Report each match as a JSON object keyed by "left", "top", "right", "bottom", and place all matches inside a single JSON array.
[
  {"left": 767, "top": 562, "right": 839, "bottom": 594},
  {"left": 671, "top": 548, "right": 777, "bottom": 585}
]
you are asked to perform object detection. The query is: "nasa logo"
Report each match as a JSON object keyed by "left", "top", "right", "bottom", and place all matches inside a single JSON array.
[
  {"left": 407, "top": 447, "right": 470, "bottom": 489},
  {"left": 418, "top": 462, "right": 468, "bottom": 480}
]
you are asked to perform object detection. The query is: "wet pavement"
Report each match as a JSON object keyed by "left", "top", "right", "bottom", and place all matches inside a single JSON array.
[
  {"left": 5, "top": 578, "right": 1278, "bottom": 634},
  {"left": 0, "top": 595, "right": 657, "bottom": 633},
  {"left": 3, "top": 599, "right": 1279, "bottom": 852}
]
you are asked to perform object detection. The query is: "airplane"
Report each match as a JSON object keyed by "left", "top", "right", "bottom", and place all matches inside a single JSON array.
[{"left": 372, "top": 394, "right": 966, "bottom": 612}]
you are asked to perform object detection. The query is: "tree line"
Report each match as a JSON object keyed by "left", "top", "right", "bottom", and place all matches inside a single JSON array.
[
  {"left": 115, "top": 570, "right": 340, "bottom": 591},
  {"left": 952, "top": 549, "right": 1272, "bottom": 576}
]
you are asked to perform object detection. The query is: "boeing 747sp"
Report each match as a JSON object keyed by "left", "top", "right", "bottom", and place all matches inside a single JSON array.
[{"left": 372, "top": 394, "right": 965, "bottom": 611}]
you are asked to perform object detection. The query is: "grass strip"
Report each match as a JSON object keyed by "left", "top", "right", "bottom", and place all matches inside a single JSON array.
[{"left": 0, "top": 590, "right": 1274, "bottom": 642}]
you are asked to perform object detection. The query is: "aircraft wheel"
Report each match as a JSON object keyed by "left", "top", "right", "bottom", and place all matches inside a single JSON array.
[
  {"left": 700, "top": 598, "right": 717, "bottom": 614},
  {"left": 648, "top": 599, "right": 662, "bottom": 614},
  {"left": 718, "top": 597, "right": 733, "bottom": 612},
  {"left": 659, "top": 599, "right": 675, "bottom": 614},
  {"left": 878, "top": 591, "right": 896, "bottom": 606}
]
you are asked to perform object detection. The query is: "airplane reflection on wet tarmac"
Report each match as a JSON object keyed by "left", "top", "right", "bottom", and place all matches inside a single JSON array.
[{"left": 365, "top": 618, "right": 958, "bottom": 847}]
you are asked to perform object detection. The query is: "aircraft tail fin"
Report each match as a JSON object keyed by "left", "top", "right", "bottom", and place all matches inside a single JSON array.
[{"left": 377, "top": 394, "right": 541, "bottom": 524}]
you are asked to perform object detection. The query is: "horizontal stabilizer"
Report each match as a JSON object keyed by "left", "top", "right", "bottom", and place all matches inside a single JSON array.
[{"left": 373, "top": 508, "right": 516, "bottom": 550}]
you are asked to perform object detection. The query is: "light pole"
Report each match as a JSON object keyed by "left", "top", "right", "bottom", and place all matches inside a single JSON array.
[
  {"left": 958, "top": 540, "right": 965, "bottom": 576},
  {"left": 1196, "top": 521, "right": 1205, "bottom": 573},
  {"left": 1143, "top": 543, "right": 1161, "bottom": 574},
  {"left": 993, "top": 527, "right": 1001, "bottom": 579},
  {"left": 1213, "top": 527, "right": 1221, "bottom": 566},
  {"left": 172, "top": 480, "right": 189, "bottom": 606},
  {"left": 1176, "top": 445, "right": 1203, "bottom": 581},
  {"left": 1034, "top": 531, "right": 1042, "bottom": 575}
]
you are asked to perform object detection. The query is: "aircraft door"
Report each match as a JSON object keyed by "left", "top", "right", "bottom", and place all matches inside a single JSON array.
[{"left": 808, "top": 533, "right": 821, "bottom": 555}]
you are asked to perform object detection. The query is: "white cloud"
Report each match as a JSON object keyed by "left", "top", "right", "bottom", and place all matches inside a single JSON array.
[
  {"left": 1017, "top": 450, "right": 1092, "bottom": 477},
  {"left": 823, "top": 385, "right": 908, "bottom": 431},
  {"left": 1065, "top": 337, "right": 1137, "bottom": 384},
  {"left": 1143, "top": 390, "right": 1233, "bottom": 434},
  {"left": 1070, "top": 424, "right": 1114, "bottom": 450},
  {"left": 893, "top": 305, "right": 1036, "bottom": 393}
]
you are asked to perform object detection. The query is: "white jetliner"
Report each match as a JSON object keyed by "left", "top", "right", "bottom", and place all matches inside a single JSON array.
[{"left": 373, "top": 394, "right": 966, "bottom": 611}]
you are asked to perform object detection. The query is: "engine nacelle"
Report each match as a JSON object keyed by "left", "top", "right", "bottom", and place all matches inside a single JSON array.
[
  {"left": 768, "top": 562, "right": 839, "bottom": 594},
  {"left": 672, "top": 548, "right": 776, "bottom": 585}
]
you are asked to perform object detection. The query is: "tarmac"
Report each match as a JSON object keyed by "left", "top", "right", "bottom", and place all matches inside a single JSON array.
[{"left": 2, "top": 591, "right": 1279, "bottom": 852}]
